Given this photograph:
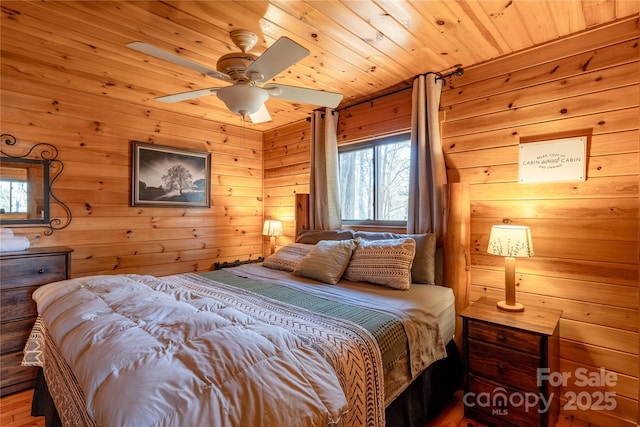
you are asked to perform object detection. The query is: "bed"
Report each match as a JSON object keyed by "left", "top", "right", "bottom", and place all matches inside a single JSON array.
[{"left": 24, "top": 189, "right": 470, "bottom": 427}]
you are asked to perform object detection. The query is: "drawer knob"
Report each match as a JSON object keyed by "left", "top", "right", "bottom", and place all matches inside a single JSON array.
[
  {"left": 497, "top": 333, "right": 506, "bottom": 341},
  {"left": 37, "top": 268, "right": 46, "bottom": 274},
  {"left": 497, "top": 363, "right": 507, "bottom": 372}
]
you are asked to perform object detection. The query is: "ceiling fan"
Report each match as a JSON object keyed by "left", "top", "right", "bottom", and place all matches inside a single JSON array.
[{"left": 127, "top": 30, "right": 343, "bottom": 123}]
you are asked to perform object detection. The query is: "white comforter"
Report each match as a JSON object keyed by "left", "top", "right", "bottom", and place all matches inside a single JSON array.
[{"left": 32, "top": 274, "right": 352, "bottom": 427}]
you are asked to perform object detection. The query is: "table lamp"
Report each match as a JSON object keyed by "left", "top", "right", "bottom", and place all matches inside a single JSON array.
[
  {"left": 262, "top": 220, "right": 283, "bottom": 255},
  {"left": 487, "top": 224, "right": 534, "bottom": 312}
]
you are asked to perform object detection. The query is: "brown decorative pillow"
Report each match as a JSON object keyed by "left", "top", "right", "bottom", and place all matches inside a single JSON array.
[
  {"left": 343, "top": 238, "right": 416, "bottom": 290},
  {"left": 262, "top": 243, "right": 313, "bottom": 272},
  {"left": 293, "top": 240, "right": 357, "bottom": 284},
  {"left": 354, "top": 231, "right": 436, "bottom": 284}
]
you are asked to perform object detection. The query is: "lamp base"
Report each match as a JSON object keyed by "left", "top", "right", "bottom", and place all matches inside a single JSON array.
[{"left": 497, "top": 300, "right": 525, "bottom": 312}]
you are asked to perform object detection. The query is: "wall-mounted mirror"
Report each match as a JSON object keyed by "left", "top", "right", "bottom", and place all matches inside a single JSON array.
[{"left": 0, "top": 134, "right": 71, "bottom": 235}]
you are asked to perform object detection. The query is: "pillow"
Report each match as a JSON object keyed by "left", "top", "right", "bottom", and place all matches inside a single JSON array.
[
  {"left": 354, "top": 231, "right": 436, "bottom": 284},
  {"left": 434, "top": 246, "right": 444, "bottom": 286},
  {"left": 406, "top": 233, "right": 436, "bottom": 285},
  {"left": 296, "top": 229, "right": 355, "bottom": 245},
  {"left": 262, "top": 243, "right": 313, "bottom": 272},
  {"left": 293, "top": 240, "right": 357, "bottom": 284},
  {"left": 343, "top": 238, "right": 416, "bottom": 290}
]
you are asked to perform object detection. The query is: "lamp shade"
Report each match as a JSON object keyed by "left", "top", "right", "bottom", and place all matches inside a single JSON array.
[
  {"left": 487, "top": 225, "right": 534, "bottom": 258},
  {"left": 217, "top": 85, "right": 269, "bottom": 117},
  {"left": 262, "top": 220, "right": 283, "bottom": 237}
]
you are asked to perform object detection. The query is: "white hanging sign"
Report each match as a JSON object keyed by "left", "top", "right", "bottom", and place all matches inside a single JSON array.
[{"left": 519, "top": 136, "right": 587, "bottom": 183}]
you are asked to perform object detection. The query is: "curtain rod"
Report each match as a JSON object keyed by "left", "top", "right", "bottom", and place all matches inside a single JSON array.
[
  {"left": 332, "top": 67, "right": 465, "bottom": 112},
  {"left": 434, "top": 67, "right": 464, "bottom": 84}
]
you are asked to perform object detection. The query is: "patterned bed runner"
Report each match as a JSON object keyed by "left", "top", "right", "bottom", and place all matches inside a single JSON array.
[{"left": 200, "top": 270, "right": 409, "bottom": 373}]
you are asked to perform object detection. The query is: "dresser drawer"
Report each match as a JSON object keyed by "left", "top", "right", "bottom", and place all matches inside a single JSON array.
[
  {"left": 0, "top": 254, "right": 68, "bottom": 289},
  {"left": 0, "top": 351, "right": 38, "bottom": 396},
  {"left": 467, "top": 319, "right": 541, "bottom": 354},
  {"left": 468, "top": 338, "right": 540, "bottom": 391},
  {"left": 0, "top": 285, "right": 40, "bottom": 323},
  {"left": 0, "top": 318, "right": 36, "bottom": 354}
]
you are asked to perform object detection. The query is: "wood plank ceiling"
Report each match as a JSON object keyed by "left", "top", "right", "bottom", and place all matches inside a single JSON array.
[{"left": 2, "top": 1, "right": 638, "bottom": 131}]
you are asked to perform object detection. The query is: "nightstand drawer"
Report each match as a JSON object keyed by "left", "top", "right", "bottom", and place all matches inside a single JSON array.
[
  {"left": 467, "top": 374, "right": 541, "bottom": 427},
  {"left": 467, "top": 319, "right": 540, "bottom": 354},
  {"left": 468, "top": 338, "right": 540, "bottom": 391}
]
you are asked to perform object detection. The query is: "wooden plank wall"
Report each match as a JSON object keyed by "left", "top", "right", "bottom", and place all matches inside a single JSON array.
[
  {"left": 262, "top": 119, "right": 312, "bottom": 253},
  {"left": 264, "top": 17, "right": 639, "bottom": 427},
  {"left": 1, "top": 34, "right": 264, "bottom": 276},
  {"left": 0, "top": 115, "right": 264, "bottom": 278},
  {"left": 441, "top": 17, "right": 639, "bottom": 427}
]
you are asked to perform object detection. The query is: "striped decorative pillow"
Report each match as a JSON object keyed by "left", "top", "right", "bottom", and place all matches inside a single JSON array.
[
  {"left": 262, "top": 243, "right": 313, "bottom": 272},
  {"left": 343, "top": 238, "right": 416, "bottom": 290}
]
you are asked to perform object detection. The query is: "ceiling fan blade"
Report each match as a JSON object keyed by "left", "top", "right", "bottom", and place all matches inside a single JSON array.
[
  {"left": 264, "top": 84, "right": 343, "bottom": 108},
  {"left": 127, "top": 42, "right": 231, "bottom": 82},
  {"left": 249, "top": 104, "right": 272, "bottom": 123},
  {"left": 245, "top": 37, "right": 309, "bottom": 82},
  {"left": 155, "top": 87, "right": 220, "bottom": 103}
]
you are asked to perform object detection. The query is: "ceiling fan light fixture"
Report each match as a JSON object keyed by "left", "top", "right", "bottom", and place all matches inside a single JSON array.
[
  {"left": 266, "top": 86, "right": 283, "bottom": 96},
  {"left": 217, "top": 85, "right": 269, "bottom": 117}
]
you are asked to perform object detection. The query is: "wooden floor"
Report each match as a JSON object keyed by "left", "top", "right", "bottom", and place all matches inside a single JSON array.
[
  {"left": 424, "top": 390, "right": 597, "bottom": 427},
  {"left": 1, "top": 388, "right": 596, "bottom": 427},
  {"left": 0, "top": 390, "right": 44, "bottom": 427}
]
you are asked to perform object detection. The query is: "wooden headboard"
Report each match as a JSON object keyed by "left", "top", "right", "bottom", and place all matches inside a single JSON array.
[
  {"left": 295, "top": 193, "right": 310, "bottom": 235},
  {"left": 294, "top": 183, "right": 470, "bottom": 349}
]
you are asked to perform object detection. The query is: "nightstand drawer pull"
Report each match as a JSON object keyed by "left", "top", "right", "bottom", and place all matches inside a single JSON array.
[
  {"left": 37, "top": 268, "right": 46, "bottom": 274},
  {"left": 497, "top": 333, "right": 506, "bottom": 341},
  {"left": 497, "top": 362, "right": 507, "bottom": 372}
]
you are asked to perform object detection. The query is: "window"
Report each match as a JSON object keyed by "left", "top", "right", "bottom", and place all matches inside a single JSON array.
[
  {"left": 0, "top": 179, "right": 28, "bottom": 214},
  {"left": 339, "top": 133, "right": 411, "bottom": 225}
]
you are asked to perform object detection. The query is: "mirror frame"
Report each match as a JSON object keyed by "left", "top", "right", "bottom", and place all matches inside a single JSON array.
[{"left": 0, "top": 133, "right": 72, "bottom": 235}]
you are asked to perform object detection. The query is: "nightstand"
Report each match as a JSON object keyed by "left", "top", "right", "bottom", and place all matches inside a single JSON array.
[{"left": 460, "top": 297, "right": 561, "bottom": 427}]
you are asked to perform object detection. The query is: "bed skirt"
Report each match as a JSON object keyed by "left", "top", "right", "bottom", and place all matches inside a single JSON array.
[
  {"left": 31, "top": 339, "right": 461, "bottom": 427},
  {"left": 385, "top": 339, "right": 462, "bottom": 427}
]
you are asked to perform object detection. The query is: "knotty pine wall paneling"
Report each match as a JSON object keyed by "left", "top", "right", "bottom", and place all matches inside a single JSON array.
[
  {"left": 335, "top": 89, "right": 412, "bottom": 144},
  {"left": 262, "top": 119, "right": 312, "bottom": 253},
  {"left": 1, "top": 54, "right": 264, "bottom": 277},
  {"left": 440, "top": 17, "right": 639, "bottom": 427}
]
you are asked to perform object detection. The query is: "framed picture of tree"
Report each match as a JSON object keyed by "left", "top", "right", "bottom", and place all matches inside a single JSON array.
[{"left": 131, "top": 141, "right": 211, "bottom": 207}]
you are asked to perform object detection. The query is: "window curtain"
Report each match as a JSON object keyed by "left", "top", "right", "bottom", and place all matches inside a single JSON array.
[
  {"left": 407, "top": 73, "right": 447, "bottom": 236},
  {"left": 309, "top": 108, "right": 341, "bottom": 230}
]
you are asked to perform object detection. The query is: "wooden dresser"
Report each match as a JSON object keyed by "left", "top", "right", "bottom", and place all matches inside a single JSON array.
[
  {"left": 0, "top": 246, "right": 72, "bottom": 396},
  {"left": 460, "top": 297, "right": 562, "bottom": 427}
]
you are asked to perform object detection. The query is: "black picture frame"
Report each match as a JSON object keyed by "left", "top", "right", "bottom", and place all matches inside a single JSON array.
[{"left": 131, "top": 141, "right": 211, "bottom": 207}]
